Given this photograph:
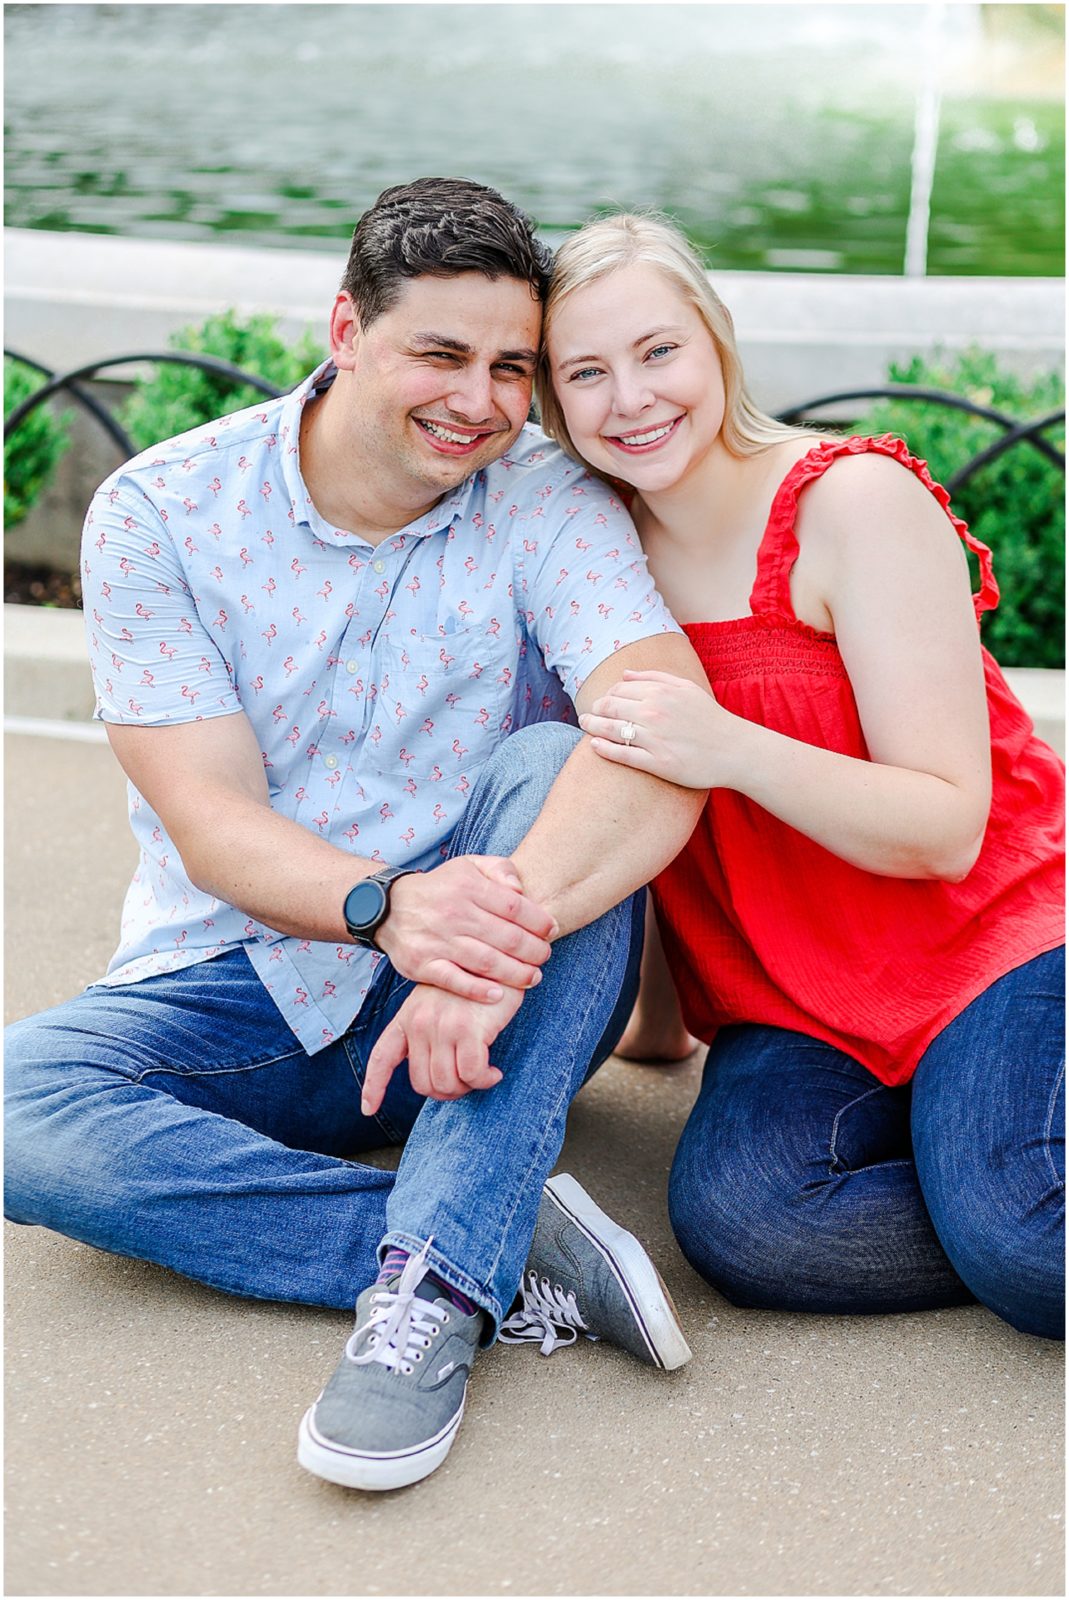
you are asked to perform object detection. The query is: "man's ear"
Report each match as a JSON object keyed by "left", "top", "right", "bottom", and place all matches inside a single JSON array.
[{"left": 329, "top": 292, "right": 361, "bottom": 370}]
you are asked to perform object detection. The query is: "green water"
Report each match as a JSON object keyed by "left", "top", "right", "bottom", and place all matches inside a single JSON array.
[{"left": 4, "top": 3, "right": 1064, "bottom": 275}]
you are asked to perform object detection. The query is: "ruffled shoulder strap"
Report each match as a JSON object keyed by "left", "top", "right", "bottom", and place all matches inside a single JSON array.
[{"left": 748, "top": 434, "right": 1000, "bottom": 625}]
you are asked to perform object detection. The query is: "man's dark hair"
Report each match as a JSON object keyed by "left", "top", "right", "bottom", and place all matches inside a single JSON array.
[{"left": 341, "top": 177, "right": 552, "bottom": 328}]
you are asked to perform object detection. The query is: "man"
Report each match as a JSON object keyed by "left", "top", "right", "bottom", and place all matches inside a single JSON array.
[{"left": 5, "top": 178, "right": 708, "bottom": 1491}]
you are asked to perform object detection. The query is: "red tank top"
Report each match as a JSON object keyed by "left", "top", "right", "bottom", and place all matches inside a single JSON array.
[{"left": 654, "top": 435, "right": 1065, "bottom": 1086}]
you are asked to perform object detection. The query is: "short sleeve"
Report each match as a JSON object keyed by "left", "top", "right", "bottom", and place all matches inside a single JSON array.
[
  {"left": 515, "top": 471, "right": 680, "bottom": 699},
  {"left": 81, "top": 481, "right": 242, "bottom": 725}
]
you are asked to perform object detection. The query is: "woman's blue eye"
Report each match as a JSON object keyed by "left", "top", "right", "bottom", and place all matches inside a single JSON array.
[
  {"left": 569, "top": 367, "right": 602, "bottom": 382},
  {"left": 647, "top": 344, "right": 675, "bottom": 360}
]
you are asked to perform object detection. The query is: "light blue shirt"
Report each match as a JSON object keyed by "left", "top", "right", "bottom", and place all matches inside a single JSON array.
[{"left": 81, "top": 362, "right": 680, "bottom": 1052}]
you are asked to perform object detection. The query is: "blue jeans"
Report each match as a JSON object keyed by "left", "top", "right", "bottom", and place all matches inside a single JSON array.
[
  {"left": 669, "top": 947, "right": 1065, "bottom": 1340},
  {"left": 5, "top": 724, "right": 644, "bottom": 1335}
]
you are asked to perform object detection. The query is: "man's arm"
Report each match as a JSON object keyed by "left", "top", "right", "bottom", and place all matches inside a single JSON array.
[
  {"left": 510, "top": 633, "right": 708, "bottom": 931},
  {"left": 106, "top": 713, "right": 556, "bottom": 1002},
  {"left": 362, "top": 631, "right": 709, "bottom": 1112}
]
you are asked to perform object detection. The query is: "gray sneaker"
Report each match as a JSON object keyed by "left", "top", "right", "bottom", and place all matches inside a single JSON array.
[
  {"left": 499, "top": 1173, "right": 693, "bottom": 1370},
  {"left": 297, "top": 1241, "right": 482, "bottom": 1492}
]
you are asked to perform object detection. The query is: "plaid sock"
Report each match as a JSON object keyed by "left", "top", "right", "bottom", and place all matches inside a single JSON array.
[{"left": 376, "top": 1248, "right": 479, "bottom": 1317}]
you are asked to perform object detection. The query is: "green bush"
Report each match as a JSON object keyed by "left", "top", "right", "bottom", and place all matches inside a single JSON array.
[
  {"left": 4, "top": 356, "right": 72, "bottom": 528},
  {"left": 856, "top": 350, "right": 1064, "bottom": 668},
  {"left": 121, "top": 310, "right": 325, "bottom": 453}
]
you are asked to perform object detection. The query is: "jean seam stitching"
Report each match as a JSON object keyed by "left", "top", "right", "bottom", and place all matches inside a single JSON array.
[
  {"left": 134, "top": 1045, "right": 307, "bottom": 1085},
  {"left": 1042, "top": 1058, "right": 1065, "bottom": 1190},
  {"left": 342, "top": 1029, "right": 405, "bottom": 1144},
  {"left": 827, "top": 1085, "right": 886, "bottom": 1169},
  {"left": 483, "top": 925, "right": 616, "bottom": 1296}
]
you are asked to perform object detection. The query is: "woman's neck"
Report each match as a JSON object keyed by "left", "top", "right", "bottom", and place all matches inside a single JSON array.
[{"left": 631, "top": 437, "right": 764, "bottom": 550}]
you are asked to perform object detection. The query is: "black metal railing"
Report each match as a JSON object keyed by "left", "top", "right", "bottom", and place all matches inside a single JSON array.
[
  {"left": 776, "top": 385, "right": 1065, "bottom": 494},
  {"left": 4, "top": 349, "right": 285, "bottom": 463},
  {"left": 4, "top": 349, "right": 1066, "bottom": 498}
]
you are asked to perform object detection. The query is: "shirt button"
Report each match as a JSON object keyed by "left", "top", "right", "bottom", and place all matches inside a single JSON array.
[
  {"left": 373, "top": 559, "right": 386, "bottom": 574},
  {"left": 323, "top": 754, "right": 339, "bottom": 770},
  {"left": 346, "top": 660, "right": 358, "bottom": 675}
]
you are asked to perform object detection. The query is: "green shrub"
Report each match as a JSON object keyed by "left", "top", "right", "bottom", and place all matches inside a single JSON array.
[
  {"left": 121, "top": 310, "right": 325, "bottom": 453},
  {"left": 856, "top": 350, "right": 1064, "bottom": 668},
  {"left": 4, "top": 356, "right": 72, "bottom": 528}
]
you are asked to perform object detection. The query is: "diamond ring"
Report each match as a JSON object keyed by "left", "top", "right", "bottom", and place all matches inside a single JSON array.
[{"left": 620, "top": 720, "right": 638, "bottom": 746}]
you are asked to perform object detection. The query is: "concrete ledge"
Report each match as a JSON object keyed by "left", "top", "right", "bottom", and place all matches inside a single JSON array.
[
  {"left": 5, "top": 227, "right": 1064, "bottom": 414},
  {"left": 4, "top": 603, "right": 95, "bottom": 721},
  {"left": 5, "top": 603, "right": 1064, "bottom": 756}
]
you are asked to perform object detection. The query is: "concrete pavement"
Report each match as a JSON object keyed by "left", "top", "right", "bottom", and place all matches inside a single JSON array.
[{"left": 4, "top": 729, "right": 1065, "bottom": 1598}]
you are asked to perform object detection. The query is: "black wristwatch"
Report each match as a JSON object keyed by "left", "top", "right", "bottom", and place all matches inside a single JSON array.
[{"left": 342, "top": 867, "right": 419, "bottom": 949}]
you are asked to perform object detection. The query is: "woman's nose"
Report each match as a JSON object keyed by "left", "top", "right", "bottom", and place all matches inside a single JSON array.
[{"left": 610, "top": 372, "right": 655, "bottom": 418}]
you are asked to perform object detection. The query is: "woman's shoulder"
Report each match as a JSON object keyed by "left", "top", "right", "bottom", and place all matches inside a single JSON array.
[{"left": 795, "top": 436, "right": 958, "bottom": 545}]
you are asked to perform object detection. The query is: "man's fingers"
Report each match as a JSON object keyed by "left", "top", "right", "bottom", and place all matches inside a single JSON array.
[
  {"left": 456, "top": 1035, "right": 501, "bottom": 1092},
  {"left": 475, "top": 885, "right": 556, "bottom": 941},
  {"left": 361, "top": 1018, "right": 407, "bottom": 1116},
  {"left": 478, "top": 855, "right": 525, "bottom": 891}
]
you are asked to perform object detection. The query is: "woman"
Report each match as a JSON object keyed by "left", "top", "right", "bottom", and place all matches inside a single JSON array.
[{"left": 537, "top": 214, "right": 1065, "bottom": 1339}]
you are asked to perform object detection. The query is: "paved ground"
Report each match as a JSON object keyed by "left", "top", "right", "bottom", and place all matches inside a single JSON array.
[{"left": 4, "top": 730, "right": 1065, "bottom": 1598}]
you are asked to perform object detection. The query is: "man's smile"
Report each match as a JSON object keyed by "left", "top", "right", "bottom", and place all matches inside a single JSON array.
[{"left": 414, "top": 417, "right": 506, "bottom": 456}]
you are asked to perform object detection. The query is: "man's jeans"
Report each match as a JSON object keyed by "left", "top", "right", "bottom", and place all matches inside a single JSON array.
[
  {"left": 669, "top": 948, "right": 1065, "bottom": 1340},
  {"left": 5, "top": 724, "right": 643, "bottom": 1334}
]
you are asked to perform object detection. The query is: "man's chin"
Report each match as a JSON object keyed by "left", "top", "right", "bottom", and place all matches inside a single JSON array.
[{"left": 415, "top": 432, "right": 514, "bottom": 486}]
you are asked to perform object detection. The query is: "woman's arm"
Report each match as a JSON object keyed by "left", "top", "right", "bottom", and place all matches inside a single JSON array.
[{"left": 579, "top": 455, "right": 992, "bottom": 882}]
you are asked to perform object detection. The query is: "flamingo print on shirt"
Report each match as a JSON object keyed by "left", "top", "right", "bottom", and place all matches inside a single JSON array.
[{"left": 80, "top": 359, "right": 678, "bottom": 1052}]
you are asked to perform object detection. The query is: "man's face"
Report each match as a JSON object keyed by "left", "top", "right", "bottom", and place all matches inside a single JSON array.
[{"left": 334, "top": 272, "right": 542, "bottom": 504}]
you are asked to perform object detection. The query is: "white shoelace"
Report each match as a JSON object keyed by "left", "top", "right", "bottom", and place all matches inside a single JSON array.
[
  {"left": 499, "top": 1270, "right": 593, "bottom": 1356},
  {"left": 345, "top": 1240, "right": 449, "bottom": 1377}
]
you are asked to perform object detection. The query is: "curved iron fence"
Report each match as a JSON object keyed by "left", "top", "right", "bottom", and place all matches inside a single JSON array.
[
  {"left": 4, "top": 349, "right": 1065, "bottom": 497},
  {"left": 776, "top": 385, "right": 1065, "bottom": 493}
]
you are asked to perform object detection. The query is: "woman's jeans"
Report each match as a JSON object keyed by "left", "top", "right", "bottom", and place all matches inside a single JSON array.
[
  {"left": 669, "top": 947, "right": 1065, "bottom": 1340},
  {"left": 4, "top": 724, "right": 643, "bottom": 1335}
]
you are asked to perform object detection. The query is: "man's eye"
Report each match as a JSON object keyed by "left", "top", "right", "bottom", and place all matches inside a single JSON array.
[{"left": 494, "top": 363, "right": 531, "bottom": 379}]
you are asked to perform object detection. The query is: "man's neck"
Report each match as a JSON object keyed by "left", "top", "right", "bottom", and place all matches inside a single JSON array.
[{"left": 299, "top": 383, "right": 444, "bottom": 547}]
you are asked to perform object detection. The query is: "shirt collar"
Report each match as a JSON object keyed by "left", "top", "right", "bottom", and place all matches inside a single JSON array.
[{"left": 278, "top": 359, "right": 479, "bottom": 549}]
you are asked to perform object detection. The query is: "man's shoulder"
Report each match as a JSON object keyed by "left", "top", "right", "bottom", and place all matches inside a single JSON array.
[
  {"left": 96, "top": 382, "right": 300, "bottom": 501},
  {"left": 489, "top": 425, "right": 613, "bottom": 500}
]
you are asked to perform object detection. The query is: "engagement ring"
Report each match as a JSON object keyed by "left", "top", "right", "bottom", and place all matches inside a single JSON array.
[{"left": 620, "top": 720, "right": 638, "bottom": 746}]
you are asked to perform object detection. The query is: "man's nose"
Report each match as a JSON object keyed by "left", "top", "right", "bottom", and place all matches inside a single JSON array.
[{"left": 446, "top": 365, "right": 495, "bottom": 422}]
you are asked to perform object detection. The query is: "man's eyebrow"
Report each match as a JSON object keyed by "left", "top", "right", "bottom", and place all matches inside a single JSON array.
[
  {"left": 409, "top": 333, "right": 537, "bottom": 363},
  {"left": 556, "top": 325, "right": 687, "bottom": 372}
]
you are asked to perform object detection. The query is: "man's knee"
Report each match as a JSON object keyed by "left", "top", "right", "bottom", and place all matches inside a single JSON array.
[
  {"left": 4, "top": 1012, "right": 126, "bottom": 1226},
  {"left": 456, "top": 722, "right": 582, "bottom": 855}
]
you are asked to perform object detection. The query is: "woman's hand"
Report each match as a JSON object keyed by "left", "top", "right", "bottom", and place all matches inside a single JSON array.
[{"left": 577, "top": 669, "right": 745, "bottom": 789}]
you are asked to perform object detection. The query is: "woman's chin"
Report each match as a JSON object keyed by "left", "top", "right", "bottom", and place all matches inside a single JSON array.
[{"left": 600, "top": 450, "right": 684, "bottom": 494}]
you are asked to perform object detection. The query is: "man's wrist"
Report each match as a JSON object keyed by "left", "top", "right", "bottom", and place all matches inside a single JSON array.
[{"left": 342, "top": 867, "right": 420, "bottom": 948}]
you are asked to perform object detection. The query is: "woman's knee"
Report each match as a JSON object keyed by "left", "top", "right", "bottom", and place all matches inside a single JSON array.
[
  {"left": 667, "top": 1119, "right": 824, "bottom": 1310},
  {"left": 918, "top": 1177, "right": 1064, "bottom": 1339},
  {"left": 668, "top": 1095, "right": 970, "bottom": 1316}
]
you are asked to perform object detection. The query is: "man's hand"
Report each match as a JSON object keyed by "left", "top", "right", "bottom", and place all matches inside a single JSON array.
[
  {"left": 374, "top": 855, "right": 557, "bottom": 1004},
  {"left": 361, "top": 983, "right": 525, "bottom": 1115}
]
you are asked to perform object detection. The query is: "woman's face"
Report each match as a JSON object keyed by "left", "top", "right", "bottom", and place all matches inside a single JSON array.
[{"left": 547, "top": 261, "right": 726, "bottom": 494}]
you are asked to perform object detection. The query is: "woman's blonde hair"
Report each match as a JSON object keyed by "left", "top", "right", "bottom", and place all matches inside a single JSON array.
[{"left": 537, "top": 212, "right": 815, "bottom": 469}]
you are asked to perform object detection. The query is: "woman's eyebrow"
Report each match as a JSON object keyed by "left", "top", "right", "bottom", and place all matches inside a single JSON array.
[{"left": 556, "top": 324, "right": 687, "bottom": 371}]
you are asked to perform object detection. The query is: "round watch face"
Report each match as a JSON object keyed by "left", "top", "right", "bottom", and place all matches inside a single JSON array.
[{"left": 344, "top": 879, "right": 388, "bottom": 935}]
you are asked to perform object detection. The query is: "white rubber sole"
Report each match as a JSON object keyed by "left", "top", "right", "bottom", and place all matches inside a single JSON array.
[
  {"left": 545, "top": 1173, "right": 693, "bottom": 1371},
  {"left": 297, "top": 1397, "right": 465, "bottom": 1492}
]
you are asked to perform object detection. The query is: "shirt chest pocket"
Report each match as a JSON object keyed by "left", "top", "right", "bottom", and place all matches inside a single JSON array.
[{"left": 367, "top": 624, "right": 513, "bottom": 779}]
